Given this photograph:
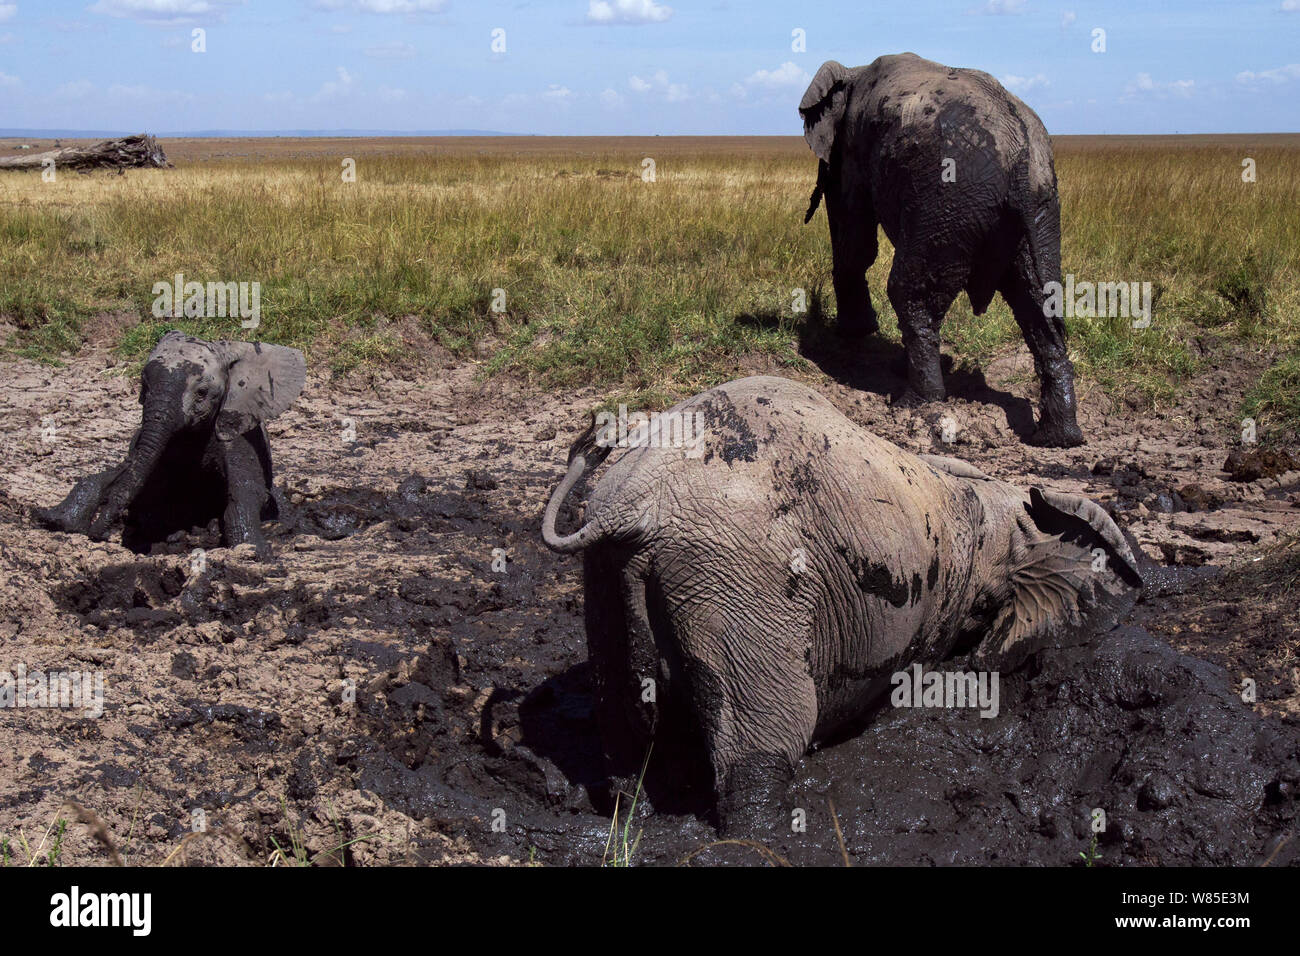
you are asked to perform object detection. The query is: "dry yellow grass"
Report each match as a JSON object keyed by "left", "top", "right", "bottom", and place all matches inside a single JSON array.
[{"left": 1, "top": 134, "right": 1297, "bottom": 431}]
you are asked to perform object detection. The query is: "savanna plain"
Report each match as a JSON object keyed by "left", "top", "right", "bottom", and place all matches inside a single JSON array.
[{"left": 0, "top": 134, "right": 1298, "bottom": 866}]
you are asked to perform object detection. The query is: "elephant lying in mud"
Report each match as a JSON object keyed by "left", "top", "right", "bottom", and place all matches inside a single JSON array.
[
  {"left": 543, "top": 375, "right": 1141, "bottom": 830},
  {"left": 34, "top": 331, "right": 306, "bottom": 561},
  {"left": 800, "top": 53, "right": 1083, "bottom": 447}
]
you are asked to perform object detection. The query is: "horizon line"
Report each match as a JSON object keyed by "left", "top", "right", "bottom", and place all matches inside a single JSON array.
[{"left": 5, "top": 129, "right": 1300, "bottom": 140}]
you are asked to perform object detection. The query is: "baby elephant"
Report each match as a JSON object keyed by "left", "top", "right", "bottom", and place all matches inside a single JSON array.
[
  {"left": 34, "top": 331, "right": 306, "bottom": 561},
  {"left": 543, "top": 376, "right": 1141, "bottom": 831}
]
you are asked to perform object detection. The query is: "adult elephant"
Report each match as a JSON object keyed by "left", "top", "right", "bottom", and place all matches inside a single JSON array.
[
  {"left": 800, "top": 53, "right": 1083, "bottom": 447},
  {"left": 542, "top": 376, "right": 1138, "bottom": 830}
]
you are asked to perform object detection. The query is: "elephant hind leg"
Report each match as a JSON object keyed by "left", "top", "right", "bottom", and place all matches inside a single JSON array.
[
  {"left": 676, "top": 613, "right": 818, "bottom": 836},
  {"left": 999, "top": 243, "right": 1084, "bottom": 447},
  {"left": 584, "top": 550, "right": 660, "bottom": 784},
  {"left": 887, "top": 254, "right": 965, "bottom": 405}
]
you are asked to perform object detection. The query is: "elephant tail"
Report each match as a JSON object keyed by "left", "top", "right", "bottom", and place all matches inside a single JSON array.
[
  {"left": 803, "top": 160, "right": 829, "bottom": 224},
  {"left": 542, "top": 416, "right": 614, "bottom": 553}
]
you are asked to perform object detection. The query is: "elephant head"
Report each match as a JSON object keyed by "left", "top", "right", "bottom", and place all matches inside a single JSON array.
[
  {"left": 88, "top": 331, "right": 305, "bottom": 538},
  {"left": 922, "top": 454, "right": 1144, "bottom": 669}
]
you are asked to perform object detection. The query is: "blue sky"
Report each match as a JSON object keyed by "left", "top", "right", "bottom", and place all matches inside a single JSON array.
[{"left": 1, "top": 1, "right": 1298, "bottom": 134}]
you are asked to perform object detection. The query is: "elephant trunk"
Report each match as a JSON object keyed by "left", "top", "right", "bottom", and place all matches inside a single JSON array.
[
  {"left": 542, "top": 416, "right": 613, "bottom": 553},
  {"left": 804, "top": 159, "right": 829, "bottom": 224},
  {"left": 88, "top": 400, "right": 175, "bottom": 539}
]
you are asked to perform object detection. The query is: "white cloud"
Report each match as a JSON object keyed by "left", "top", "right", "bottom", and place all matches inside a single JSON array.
[
  {"left": 0, "top": 4, "right": 16, "bottom": 24},
  {"left": 628, "top": 69, "right": 689, "bottom": 101},
  {"left": 1236, "top": 63, "right": 1300, "bottom": 85},
  {"left": 0, "top": 69, "right": 19, "bottom": 88},
  {"left": 500, "top": 85, "right": 576, "bottom": 111},
  {"left": 364, "top": 41, "right": 416, "bottom": 58},
  {"left": 743, "top": 61, "right": 811, "bottom": 90},
  {"left": 262, "top": 66, "right": 360, "bottom": 107},
  {"left": 1124, "top": 72, "right": 1195, "bottom": 99},
  {"left": 1061, "top": 10, "right": 1076, "bottom": 26},
  {"left": 1282, "top": 0, "right": 1299, "bottom": 10},
  {"left": 377, "top": 85, "right": 406, "bottom": 101},
  {"left": 88, "top": 0, "right": 244, "bottom": 25},
  {"left": 105, "top": 82, "right": 195, "bottom": 104},
  {"left": 336, "top": 0, "right": 446, "bottom": 12},
  {"left": 973, "top": 0, "right": 1027, "bottom": 14},
  {"left": 53, "top": 80, "right": 96, "bottom": 98},
  {"left": 587, "top": 0, "right": 672, "bottom": 25},
  {"left": 599, "top": 87, "right": 624, "bottom": 109},
  {"left": 1001, "top": 73, "right": 1050, "bottom": 94},
  {"left": 313, "top": 66, "right": 355, "bottom": 100}
]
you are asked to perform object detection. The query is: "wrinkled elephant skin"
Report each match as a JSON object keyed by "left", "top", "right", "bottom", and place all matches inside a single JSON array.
[{"left": 544, "top": 376, "right": 1139, "bottom": 831}]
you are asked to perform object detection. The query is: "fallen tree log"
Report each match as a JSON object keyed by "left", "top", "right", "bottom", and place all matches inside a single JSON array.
[{"left": 0, "top": 133, "right": 171, "bottom": 172}]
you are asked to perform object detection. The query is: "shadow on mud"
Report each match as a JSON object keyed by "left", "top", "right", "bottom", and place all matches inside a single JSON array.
[{"left": 738, "top": 293, "right": 1038, "bottom": 440}]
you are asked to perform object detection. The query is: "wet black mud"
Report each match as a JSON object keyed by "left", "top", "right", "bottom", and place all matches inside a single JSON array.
[{"left": 19, "top": 468, "right": 1300, "bottom": 866}]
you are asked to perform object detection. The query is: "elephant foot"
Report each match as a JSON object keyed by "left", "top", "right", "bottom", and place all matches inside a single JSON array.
[
  {"left": 892, "top": 386, "right": 944, "bottom": 409},
  {"left": 224, "top": 526, "right": 274, "bottom": 562},
  {"left": 88, "top": 508, "right": 122, "bottom": 542},
  {"left": 31, "top": 504, "right": 81, "bottom": 533},
  {"left": 836, "top": 310, "right": 879, "bottom": 342},
  {"left": 224, "top": 529, "right": 274, "bottom": 562},
  {"left": 715, "top": 754, "right": 793, "bottom": 839},
  {"left": 1029, "top": 420, "right": 1085, "bottom": 448}
]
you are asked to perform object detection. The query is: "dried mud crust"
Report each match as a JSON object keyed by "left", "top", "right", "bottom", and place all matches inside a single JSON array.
[{"left": 1, "top": 347, "right": 1297, "bottom": 867}]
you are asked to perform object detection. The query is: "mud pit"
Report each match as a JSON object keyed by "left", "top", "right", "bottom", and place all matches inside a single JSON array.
[{"left": 2, "top": 347, "right": 1298, "bottom": 866}]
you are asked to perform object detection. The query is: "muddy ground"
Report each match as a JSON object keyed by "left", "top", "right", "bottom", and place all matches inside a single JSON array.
[{"left": 2, "top": 335, "right": 1298, "bottom": 866}]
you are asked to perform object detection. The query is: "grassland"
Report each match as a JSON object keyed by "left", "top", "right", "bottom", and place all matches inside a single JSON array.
[{"left": 2, "top": 134, "right": 1298, "bottom": 435}]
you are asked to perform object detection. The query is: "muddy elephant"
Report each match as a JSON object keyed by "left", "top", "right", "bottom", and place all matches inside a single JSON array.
[
  {"left": 800, "top": 53, "right": 1083, "bottom": 447},
  {"left": 34, "top": 331, "right": 306, "bottom": 561},
  {"left": 543, "top": 376, "right": 1140, "bottom": 830}
]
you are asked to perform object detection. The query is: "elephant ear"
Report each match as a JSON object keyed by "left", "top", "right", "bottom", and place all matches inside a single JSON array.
[
  {"left": 799, "top": 60, "right": 848, "bottom": 164},
  {"left": 973, "top": 488, "right": 1143, "bottom": 670},
  {"left": 214, "top": 340, "right": 306, "bottom": 441}
]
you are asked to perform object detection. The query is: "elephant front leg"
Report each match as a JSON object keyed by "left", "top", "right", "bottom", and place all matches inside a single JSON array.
[
  {"left": 216, "top": 436, "right": 273, "bottom": 561},
  {"left": 32, "top": 465, "right": 126, "bottom": 535},
  {"left": 826, "top": 186, "right": 879, "bottom": 340}
]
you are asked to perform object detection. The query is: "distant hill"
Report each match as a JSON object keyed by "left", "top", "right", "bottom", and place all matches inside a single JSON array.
[{"left": 0, "top": 129, "right": 518, "bottom": 139}]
